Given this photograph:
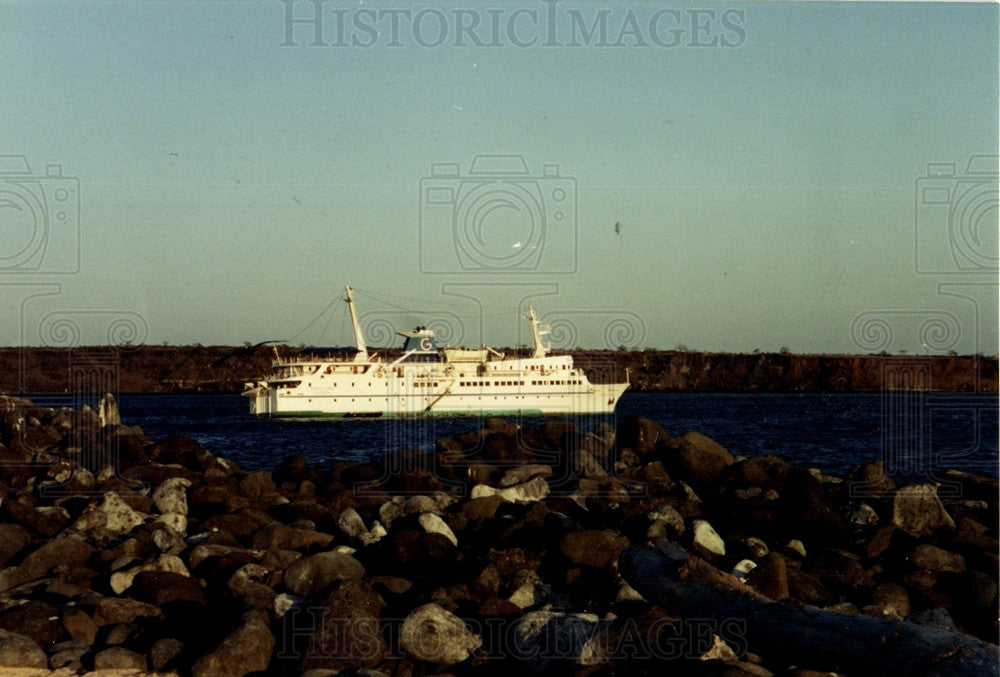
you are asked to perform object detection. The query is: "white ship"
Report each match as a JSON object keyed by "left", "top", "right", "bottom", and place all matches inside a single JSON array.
[{"left": 243, "top": 286, "right": 630, "bottom": 418}]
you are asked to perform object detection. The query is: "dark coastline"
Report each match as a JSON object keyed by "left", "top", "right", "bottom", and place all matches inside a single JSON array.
[{"left": 1, "top": 346, "right": 996, "bottom": 395}]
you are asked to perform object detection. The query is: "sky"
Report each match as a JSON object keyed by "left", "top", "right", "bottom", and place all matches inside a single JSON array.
[{"left": 0, "top": 0, "right": 997, "bottom": 354}]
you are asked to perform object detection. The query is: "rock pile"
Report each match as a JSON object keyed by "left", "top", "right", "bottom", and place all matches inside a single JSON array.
[{"left": 0, "top": 395, "right": 995, "bottom": 675}]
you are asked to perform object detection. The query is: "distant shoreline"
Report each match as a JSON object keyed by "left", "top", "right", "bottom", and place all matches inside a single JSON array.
[{"left": 1, "top": 346, "right": 996, "bottom": 395}]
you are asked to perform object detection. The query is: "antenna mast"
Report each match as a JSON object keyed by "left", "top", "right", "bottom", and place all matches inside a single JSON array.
[{"left": 345, "top": 285, "right": 369, "bottom": 361}]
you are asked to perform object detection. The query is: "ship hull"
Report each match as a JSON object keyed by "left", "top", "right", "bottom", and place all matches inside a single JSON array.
[
  {"left": 245, "top": 380, "right": 628, "bottom": 418},
  {"left": 243, "top": 287, "right": 629, "bottom": 418}
]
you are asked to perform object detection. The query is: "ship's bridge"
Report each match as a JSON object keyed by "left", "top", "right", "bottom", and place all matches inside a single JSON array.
[{"left": 398, "top": 326, "right": 442, "bottom": 362}]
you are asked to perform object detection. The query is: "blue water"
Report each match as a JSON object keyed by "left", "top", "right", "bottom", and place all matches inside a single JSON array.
[{"left": 94, "top": 392, "right": 999, "bottom": 481}]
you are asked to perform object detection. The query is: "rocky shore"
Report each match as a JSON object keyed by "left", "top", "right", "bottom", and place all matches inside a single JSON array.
[{"left": 0, "top": 394, "right": 996, "bottom": 675}]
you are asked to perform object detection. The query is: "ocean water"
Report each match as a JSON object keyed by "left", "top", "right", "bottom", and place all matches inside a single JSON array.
[{"left": 97, "top": 392, "right": 1000, "bottom": 481}]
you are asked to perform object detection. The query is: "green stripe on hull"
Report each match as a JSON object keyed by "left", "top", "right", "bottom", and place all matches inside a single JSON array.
[{"left": 255, "top": 408, "right": 564, "bottom": 419}]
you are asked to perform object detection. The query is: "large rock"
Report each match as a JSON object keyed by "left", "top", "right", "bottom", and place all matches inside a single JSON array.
[
  {"left": 470, "top": 476, "right": 550, "bottom": 503},
  {"left": 911, "top": 544, "right": 966, "bottom": 573},
  {"left": 690, "top": 519, "right": 726, "bottom": 558},
  {"left": 283, "top": 551, "right": 365, "bottom": 598},
  {"left": 109, "top": 553, "right": 190, "bottom": 594},
  {"left": 16, "top": 533, "right": 94, "bottom": 583},
  {"left": 301, "top": 579, "right": 388, "bottom": 671},
  {"left": 152, "top": 477, "right": 192, "bottom": 516},
  {"left": 0, "top": 524, "right": 31, "bottom": 567},
  {"left": 93, "top": 597, "right": 163, "bottom": 625},
  {"left": 892, "top": 484, "right": 956, "bottom": 537},
  {"left": 250, "top": 523, "right": 333, "bottom": 551},
  {"left": 192, "top": 609, "right": 274, "bottom": 677},
  {"left": 399, "top": 603, "right": 482, "bottom": 665},
  {"left": 227, "top": 563, "right": 276, "bottom": 610},
  {"left": 781, "top": 466, "right": 847, "bottom": 540},
  {"left": 0, "top": 629, "right": 47, "bottom": 669},
  {"left": 513, "top": 611, "right": 602, "bottom": 671},
  {"left": 559, "top": 530, "right": 630, "bottom": 569},
  {"left": 0, "top": 600, "right": 65, "bottom": 645},
  {"left": 418, "top": 512, "right": 458, "bottom": 547},
  {"left": 72, "top": 492, "right": 145, "bottom": 539},
  {"left": 847, "top": 460, "right": 896, "bottom": 497},
  {"left": 667, "top": 432, "right": 735, "bottom": 485},
  {"left": 93, "top": 646, "right": 147, "bottom": 670},
  {"left": 131, "top": 570, "right": 206, "bottom": 608},
  {"left": 722, "top": 455, "right": 790, "bottom": 490},
  {"left": 616, "top": 417, "right": 671, "bottom": 456},
  {"left": 747, "top": 553, "right": 790, "bottom": 601}
]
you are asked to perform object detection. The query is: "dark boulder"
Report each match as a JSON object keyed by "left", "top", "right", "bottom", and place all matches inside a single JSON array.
[
  {"left": 664, "top": 432, "right": 735, "bottom": 486},
  {"left": 781, "top": 467, "right": 847, "bottom": 543},
  {"left": 282, "top": 551, "right": 366, "bottom": 598},
  {"left": 299, "top": 579, "right": 388, "bottom": 671},
  {"left": 131, "top": 571, "right": 207, "bottom": 608},
  {"left": 0, "top": 629, "right": 47, "bottom": 669},
  {"left": 191, "top": 609, "right": 274, "bottom": 677},
  {"left": 559, "top": 530, "right": 630, "bottom": 569},
  {"left": 616, "top": 417, "right": 671, "bottom": 457}
]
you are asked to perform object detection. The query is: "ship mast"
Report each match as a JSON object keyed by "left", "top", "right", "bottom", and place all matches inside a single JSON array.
[
  {"left": 527, "top": 306, "right": 549, "bottom": 358},
  {"left": 344, "top": 285, "right": 369, "bottom": 362}
]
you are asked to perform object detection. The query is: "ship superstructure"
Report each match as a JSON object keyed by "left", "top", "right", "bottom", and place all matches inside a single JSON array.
[{"left": 243, "top": 287, "right": 629, "bottom": 417}]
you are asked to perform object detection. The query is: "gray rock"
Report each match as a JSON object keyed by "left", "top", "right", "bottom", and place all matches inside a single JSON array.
[
  {"left": 152, "top": 477, "right": 192, "bottom": 516},
  {"left": 513, "top": 611, "right": 603, "bottom": 670},
  {"left": 72, "top": 492, "right": 145, "bottom": 538},
  {"left": 109, "top": 553, "right": 190, "bottom": 595},
  {"left": 399, "top": 603, "right": 482, "bottom": 665},
  {"left": 283, "top": 551, "right": 366, "bottom": 598},
  {"left": 337, "top": 507, "right": 368, "bottom": 539},
  {"left": 892, "top": 483, "right": 955, "bottom": 537},
  {"left": 227, "top": 563, "right": 276, "bottom": 610},
  {"left": 647, "top": 504, "right": 685, "bottom": 537},
  {"left": 498, "top": 464, "right": 553, "bottom": 487},
  {"left": 418, "top": 512, "right": 458, "bottom": 547},
  {"left": 691, "top": 519, "right": 726, "bottom": 558},
  {"left": 471, "top": 476, "right": 550, "bottom": 503}
]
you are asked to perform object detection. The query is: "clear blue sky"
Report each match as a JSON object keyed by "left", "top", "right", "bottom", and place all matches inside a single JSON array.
[{"left": 1, "top": 1, "right": 997, "bottom": 354}]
